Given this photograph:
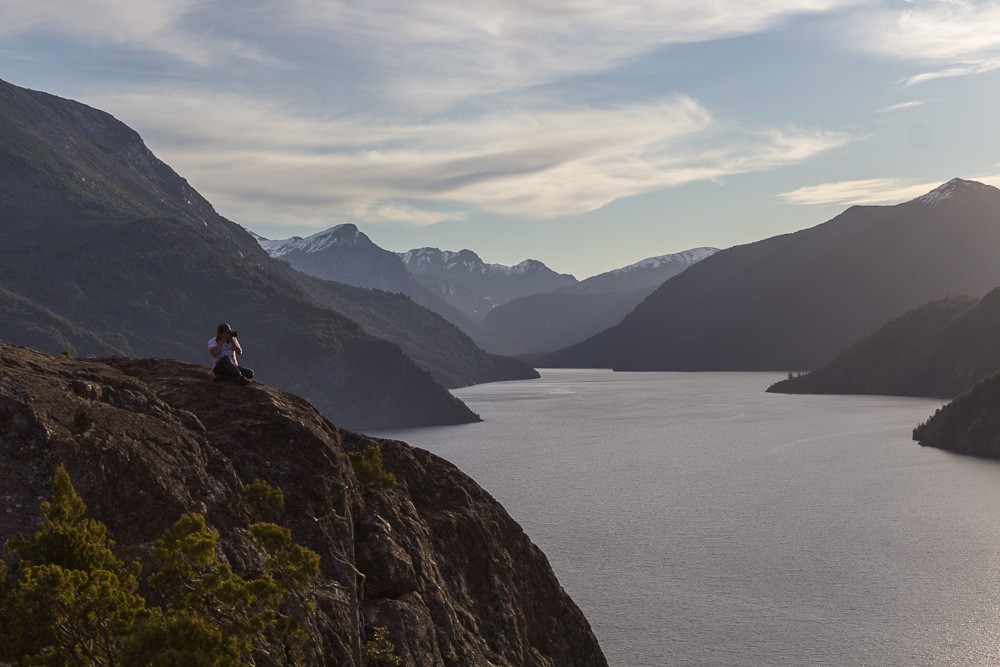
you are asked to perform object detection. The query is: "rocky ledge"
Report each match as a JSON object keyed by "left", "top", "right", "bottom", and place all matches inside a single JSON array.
[{"left": 0, "top": 342, "right": 606, "bottom": 666}]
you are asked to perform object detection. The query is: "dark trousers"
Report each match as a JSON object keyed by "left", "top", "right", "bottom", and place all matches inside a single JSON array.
[{"left": 213, "top": 356, "right": 254, "bottom": 382}]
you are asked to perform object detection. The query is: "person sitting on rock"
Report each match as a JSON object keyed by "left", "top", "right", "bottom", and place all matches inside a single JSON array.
[{"left": 209, "top": 323, "right": 254, "bottom": 385}]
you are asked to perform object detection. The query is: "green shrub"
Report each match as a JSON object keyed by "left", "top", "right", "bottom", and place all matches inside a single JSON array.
[
  {"left": 242, "top": 478, "right": 286, "bottom": 523},
  {"left": 348, "top": 444, "right": 396, "bottom": 490},
  {"left": 0, "top": 466, "right": 323, "bottom": 667},
  {"left": 362, "top": 626, "right": 402, "bottom": 666}
]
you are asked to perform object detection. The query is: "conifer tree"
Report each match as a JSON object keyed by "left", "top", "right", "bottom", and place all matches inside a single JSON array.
[
  {"left": 0, "top": 468, "right": 326, "bottom": 667},
  {"left": 0, "top": 465, "right": 150, "bottom": 666}
]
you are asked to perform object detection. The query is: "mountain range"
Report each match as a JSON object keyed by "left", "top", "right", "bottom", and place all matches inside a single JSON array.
[
  {"left": 259, "top": 226, "right": 717, "bottom": 355},
  {"left": 399, "top": 247, "right": 578, "bottom": 322},
  {"left": 255, "top": 225, "right": 475, "bottom": 329},
  {"left": 538, "top": 179, "right": 1000, "bottom": 372},
  {"left": 0, "top": 78, "right": 533, "bottom": 429}
]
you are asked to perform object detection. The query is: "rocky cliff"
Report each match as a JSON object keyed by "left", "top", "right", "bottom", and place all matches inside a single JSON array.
[{"left": 0, "top": 341, "right": 606, "bottom": 666}]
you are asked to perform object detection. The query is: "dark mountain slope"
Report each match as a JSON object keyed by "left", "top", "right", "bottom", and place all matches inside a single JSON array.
[
  {"left": 767, "top": 297, "right": 976, "bottom": 397},
  {"left": 287, "top": 270, "right": 539, "bottom": 387},
  {"left": 482, "top": 248, "right": 718, "bottom": 355},
  {"left": 0, "top": 341, "right": 608, "bottom": 666},
  {"left": 481, "top": 289, "right": 651, "bottom": 355},
  {"left": 912, "top": 373, "right": 1000, "bottom": 459},
  {"left": 0, "top": 78, "right": 474, "bottom": 429},
  {"left": 540, "top": 180, "right": 1000, "bottom": 371},
  {"left": 258, "top": 224, "right": 421, "bottom": 293},
  {"left": 558, "top": 248, "right": 719, "bottom": 295},
  {"left": 769, "top": 287, "right": 1000, "bottom": 398},
  {"left": 770, "top": 288, "right": 1000, "bottom": 396},
  {"left": 257, "top": 225, "right": 479, "bottom": 331},
  {"left": 256, "top": 227, "right": 547, "bottom": 366}
]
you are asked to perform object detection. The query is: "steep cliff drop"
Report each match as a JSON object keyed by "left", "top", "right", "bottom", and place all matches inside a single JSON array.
[{"left": 0, "top": 342, "right": 607, "bottom": 666}]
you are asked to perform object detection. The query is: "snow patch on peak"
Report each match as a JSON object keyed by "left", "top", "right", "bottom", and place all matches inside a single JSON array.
[
  {"left": 917, "top": 178, "right": 991, "bottom": 206},
  {"left": 614, "top": 247, "right": 719, "bottom": 275},
  {"left": 488, "top": 259, "right": 537, "bottom": 275},
  {"left": 256, "top": 224, "right": 369, "bottom": 257},
  {"left": 918, "top": 179, "right": 962, "bottom": 205}
]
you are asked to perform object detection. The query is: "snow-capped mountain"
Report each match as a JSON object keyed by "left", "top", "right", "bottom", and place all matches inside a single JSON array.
[
  {"left": 917, "top": 177, "right": 995, "bottom": 206},
  {"left": 254, "top": 224, "right": 366, "bottom": 258},
  {"left": 400, "top": 248, "right": 575, "bottom": 282},
  {"left": 252, "top": 224, "right": 483, "bottom": 333},
  {"left": 254, "top": 224, "right": 420, "bottom": 294},
  {"left": 561, "top": 247, "right": 719, "bottom": 295},
  {"left": 399, "top": 247, "right": 578, "bottom": 322}
]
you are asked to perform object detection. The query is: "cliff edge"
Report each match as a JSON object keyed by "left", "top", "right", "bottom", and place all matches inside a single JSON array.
[{"left": 0, "top": 341, "right": 606, "bottom": 666}]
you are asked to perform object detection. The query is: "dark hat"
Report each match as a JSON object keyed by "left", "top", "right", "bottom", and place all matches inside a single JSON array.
[{"left": 217, "top": 323, "right": 234, "bottom": 334}]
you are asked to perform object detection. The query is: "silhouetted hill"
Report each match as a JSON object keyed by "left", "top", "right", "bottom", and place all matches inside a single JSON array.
[
  {"left": 539, "top": 179, "right": 1000, "bottom": 371},
  {"left": 482, "top": 248, "right": 718, "bottom": 354},
  {"left": 288, "top": 270, "right": 539, "bottom": 387},
  {"left": 0, "top": 78, "right": 476, "bottom": 429},
  {"left": 481, "top": 291, "right": 650, "bottom": 355},
  {"left": 913, "top": 373, "right": 1000, "bottom": 459},
  {"left": 0, "top": 341, "right": 608, "bottom": 665},
  {"left": 767, "top": 290, "right": 1000, "bottom": 397}
]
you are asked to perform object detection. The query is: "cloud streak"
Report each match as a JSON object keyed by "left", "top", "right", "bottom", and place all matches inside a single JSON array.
[
  {"left": 285, "top": 0, "right": 862, "bottom": 111},
  {"left": 0, "top": 0, "right": 266, "bottom": 65},
  {"left": 94, "top": 90, "right": 853, "bottom": 228},
  {"left": 850, "top": 1, "right": 1000, "bottom": 85},
  {"left": 779, "top": 173, "right": 1000, "bottom": 206},
  {"left": 877, "top": 100, "right": 927, "bottom": 113}
]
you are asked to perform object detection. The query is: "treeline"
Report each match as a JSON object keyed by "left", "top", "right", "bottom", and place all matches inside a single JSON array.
[{"left": 0, "top": 467, "right": 400, "bottom": 666}]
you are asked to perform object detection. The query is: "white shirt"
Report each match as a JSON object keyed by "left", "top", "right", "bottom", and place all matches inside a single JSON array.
[{"left": 208, "top": 336, "right": 237, "bottom": 365}]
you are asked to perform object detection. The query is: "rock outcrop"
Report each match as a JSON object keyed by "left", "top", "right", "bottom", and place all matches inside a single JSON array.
[{"left": 0, "top": 342, "right": 607, "bottom": 666}]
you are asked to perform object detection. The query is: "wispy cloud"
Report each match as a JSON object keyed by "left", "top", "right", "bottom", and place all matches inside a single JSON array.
[
  {"left": 778, "top": 178, "right": 942, "bottom": 205},
  {"left": 0, "top": 0, "right": 865, "bottom": 96},
  {"left": 6, "top": 1, "right": 870, "bottom": 230},
  {"left": 95, "top": 90, "right": 853, "bottom": 228},
  {"left": 779, "top": 173, "right": 1000, "bottom": 206},
  {"left": 877, "top": 100, "right": 927, "bottom": 113},
  {"left": 284, "top": 0, "right": 862, "bottom": 111},
  {"left": 850, "top": 1, "right": 1000, "bottom": 85},
  {"left": 0, "top": 0, "right": 266, "bottom": 65}
]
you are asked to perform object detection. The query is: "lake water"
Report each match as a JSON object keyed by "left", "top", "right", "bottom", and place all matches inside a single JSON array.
[{"left": 370, "top": 370, "right": 1000, "bottom": 666}]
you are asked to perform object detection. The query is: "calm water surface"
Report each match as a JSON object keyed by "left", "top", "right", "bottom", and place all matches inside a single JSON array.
[{"left": 372, "top": 370, "right": 1000, "bottom": 666}]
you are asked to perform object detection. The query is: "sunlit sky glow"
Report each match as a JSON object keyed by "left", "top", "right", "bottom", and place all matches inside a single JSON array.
[{"left": 3, "top": 1, "right": 1000, "bottom": 277}]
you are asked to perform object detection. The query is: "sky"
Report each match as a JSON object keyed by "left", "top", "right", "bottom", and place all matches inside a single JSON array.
[{"left": 3, "top": 1, "right": 1000, "bottom": 279}]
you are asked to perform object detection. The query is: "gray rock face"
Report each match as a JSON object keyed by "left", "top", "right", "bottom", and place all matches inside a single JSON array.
[{"left": 0, "top": 342, "right": 607, "bottom": 666}]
